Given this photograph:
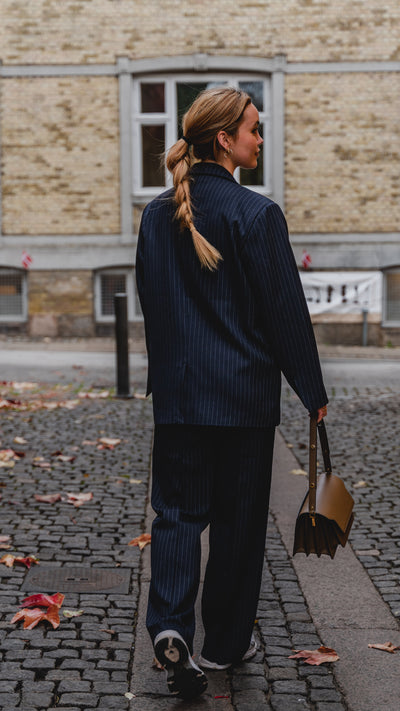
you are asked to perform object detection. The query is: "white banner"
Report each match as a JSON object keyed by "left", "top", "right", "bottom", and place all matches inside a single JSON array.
[{"left": 299, "top": 271, "right": 382, "bottom": 315}]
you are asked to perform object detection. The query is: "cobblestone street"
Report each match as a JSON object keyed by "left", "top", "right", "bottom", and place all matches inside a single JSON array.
[{"left": 0, "top": 362, "right": 400, "bottom": 709}]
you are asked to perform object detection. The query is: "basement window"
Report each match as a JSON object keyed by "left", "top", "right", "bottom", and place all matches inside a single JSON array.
[
  {"left": 0, "top": 269, "right": 27, "bottom": 321},
  {"left": 95, "top": 268, "right": 142, "bottom": 322}
]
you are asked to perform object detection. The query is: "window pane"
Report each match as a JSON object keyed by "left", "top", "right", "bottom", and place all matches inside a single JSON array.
[
  {"left": 386, "top": 273, "right": 400, "bottom": 321},
  {"left": 141, "top": 83, "right": 165, "bottom": 113},
  {"left": 0, "top": 272, "right": 23, "bottom": 316},
  {"left": 100, "top": 274, "right": 126, "bottom": 316},
  {"left": 141, "top": 125, "right": 165, "bottom": 187},
  {"left": 240, "top": 124, "right": 264, "bottom": 187},
  {"left": 239, "top": 81, "right": 263, "bottom": 111},
  {"left": 176, "top": 82, "right": 209, "bottom": 136}
]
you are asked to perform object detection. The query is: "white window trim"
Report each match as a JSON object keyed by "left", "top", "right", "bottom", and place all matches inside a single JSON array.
[
  {"left": 0, "top": 268, "right": 28, "bottom": 322},
  {"left": 94, "top": 268, "right": 142, "bottom": 323},
  {"left": 132, "top": 73, "right": 272, "bottom": 201}
]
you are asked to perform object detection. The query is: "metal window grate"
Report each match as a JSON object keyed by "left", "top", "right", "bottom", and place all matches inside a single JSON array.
[
  {"left": 0, "top": 271, "right": 24, "bottom": 317},
  {"left": 386, "top": 272, "right": 400, "bottom": 321},
  {"left": 100, "top": 273, "right": 127, "bottom": 316}
]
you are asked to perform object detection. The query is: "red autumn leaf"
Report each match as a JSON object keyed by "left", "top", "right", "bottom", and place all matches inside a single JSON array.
[
  {"left": 34, "top": 493, "right": 62, "bottom": 504},
  {"left": 289, "top": 646, "right": 339, "bottom": 665},
  {"left": 21, "top": 592, "right": 65, "bottom": 608},
  {"left": 368, "top": 642, "right": 400, "bottom": 654},
  {"left": 64, "top": 491, "right": 93, "bottom": 507},
  {"left": 128, "top": 533, "right": 151, "bottom": 550},
  {"left": 1, "top": 554, "right": 39, "bottom": 569},
  {"left": 11, "top": 603, "right": 61, "bottom": 629}
]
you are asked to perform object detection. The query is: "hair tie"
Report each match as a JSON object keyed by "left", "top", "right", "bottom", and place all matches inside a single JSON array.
[{"left": 182, "top": 135, "right": 191, "bottom": 146}]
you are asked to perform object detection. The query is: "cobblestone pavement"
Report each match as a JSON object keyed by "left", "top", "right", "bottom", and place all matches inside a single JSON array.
[{"left": 1, "top": 376, "right": 399, "bottom": 710}]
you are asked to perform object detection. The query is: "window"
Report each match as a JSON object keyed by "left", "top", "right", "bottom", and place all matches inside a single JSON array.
[
  {"left": 384, "top": 269, "right": 400, "bottom": 324},
  {"left": 132, "top": 75, "right": 271, "bottom": 198},
  {"left": 95, "top": 268, "right": 142, "bottom": 322},
  {"left": 0, "top": 269, "right": 27, "bottom": 321}
]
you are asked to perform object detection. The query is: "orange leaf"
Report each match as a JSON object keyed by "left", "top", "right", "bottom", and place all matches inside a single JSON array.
[
  {"left": 368, "top": 642, "right": 400, "bottom": 654},
  {"left": 12, "top": 604, "right": 61, "bottom": 629},
  {"left": 128, "top": 533, "right": 151, "bottom": 550},
  {"left": 1, "top": 554, "right": 16, "bottom": 568},
  {"left": 21, "top": 592, "right": 65, "bottom": 609},
  {"left": 289, "top": 646, "right": 339, "bottom": 665}
]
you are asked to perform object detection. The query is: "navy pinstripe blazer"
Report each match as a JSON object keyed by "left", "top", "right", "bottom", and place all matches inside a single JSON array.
[{"left": 136, "top": 162, "right": 328, "bottom": 426}]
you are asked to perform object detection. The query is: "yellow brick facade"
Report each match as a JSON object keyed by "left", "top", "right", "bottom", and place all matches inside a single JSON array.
[
  {"left": 285, "top": 72, "right": 400, "bottom": 233},
  {"left": 0, "top": 0, "right": 399, "bottom": 64},
  {"left": 1, "top": 76, "right": 120, "bottom": 235}
]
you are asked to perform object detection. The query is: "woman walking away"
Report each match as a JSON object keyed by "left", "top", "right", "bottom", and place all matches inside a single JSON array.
[{"left": 136, "top": 86, "right": 328, "bottom": 700}]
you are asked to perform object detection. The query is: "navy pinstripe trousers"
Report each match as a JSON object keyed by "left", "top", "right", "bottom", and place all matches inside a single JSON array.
[{"left": 146, "top": 424, "right": 275, "bottom": 665}]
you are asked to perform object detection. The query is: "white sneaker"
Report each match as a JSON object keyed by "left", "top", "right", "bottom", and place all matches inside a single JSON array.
[
  {"left": 198, "top": 634, "right": 258, "bottom": 670},
  {"left": 154, "top": 630, "right": 208, "bottom": 700}
]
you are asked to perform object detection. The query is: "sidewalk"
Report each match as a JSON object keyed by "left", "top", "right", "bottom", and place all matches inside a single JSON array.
[{"left": 1, "top": 349, "right": 400, "bottom": 709}]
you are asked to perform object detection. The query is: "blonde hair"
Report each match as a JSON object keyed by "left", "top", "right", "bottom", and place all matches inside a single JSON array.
[{"left": 166, "top": 87, "right": 251, "bottom": 270}]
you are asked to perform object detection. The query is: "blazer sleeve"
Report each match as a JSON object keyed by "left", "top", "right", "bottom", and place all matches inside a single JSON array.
[{"left": 241, "top": 202, "right": 328, "bottom": 414}]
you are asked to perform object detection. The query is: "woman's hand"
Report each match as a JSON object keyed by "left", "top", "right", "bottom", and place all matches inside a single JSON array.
[{"left": 316, "top": 405, "right": 327, "bottom": 422}]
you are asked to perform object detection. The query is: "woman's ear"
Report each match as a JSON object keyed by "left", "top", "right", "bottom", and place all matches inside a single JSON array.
[{"left": 216, "top": 130, "right": 231, "bottom": 153}]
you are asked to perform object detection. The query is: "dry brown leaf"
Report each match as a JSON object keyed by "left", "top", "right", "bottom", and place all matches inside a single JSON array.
[
  {"left": 368, "top": 642, "right": 400, "bottom": 654},
  {"left": 128, "top": 533, "right": 151, "bottom": 550},
  {"left": 289, "top": 645, "right": 339, "bottom": 665},
  {"left": 34, "top": 493, "right": 62, "bottom": 504},
  {"left": 97, "top": 437, "right": 121, "bottom": 450},
  {"left": 65, "top": 492, "right": 93, "bottom": 507},
  {"left": 0, "top": 554, "right": 38, "bottom": 569}
]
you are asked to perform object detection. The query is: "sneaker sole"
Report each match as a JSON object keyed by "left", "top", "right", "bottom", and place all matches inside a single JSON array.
[{"left": 155, "top": 635, "right": 208, "bottom": 700}]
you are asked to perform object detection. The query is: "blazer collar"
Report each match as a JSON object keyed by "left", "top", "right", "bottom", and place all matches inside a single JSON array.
[{"left": 190, "top": 161, "right": 237, "bottom": 183}]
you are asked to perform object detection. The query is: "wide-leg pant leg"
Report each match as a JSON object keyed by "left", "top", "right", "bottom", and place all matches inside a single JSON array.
[
  {"left": 201, "top": 426, "right": 275, "bottom": 665},
  {"left": 146, "top": 425, "right": 215, "bottom": 653}
]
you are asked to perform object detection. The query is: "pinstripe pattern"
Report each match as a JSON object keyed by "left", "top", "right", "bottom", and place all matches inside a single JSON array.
[
  {"left": 147, "top": 425, "right": 275, "bottom": 663},
  {"left": 136, "top": 162, "right": 328, "bottom": 426}
]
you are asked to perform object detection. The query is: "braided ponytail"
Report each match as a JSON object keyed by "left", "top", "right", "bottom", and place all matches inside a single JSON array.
[{"left": 166, "top": 87, "right": 251, "bottom": 271}]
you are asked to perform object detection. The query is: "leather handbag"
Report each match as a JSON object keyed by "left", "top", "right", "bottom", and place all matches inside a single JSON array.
[{"left": 293, "top": 416, "right": 354, "bottom": 559}]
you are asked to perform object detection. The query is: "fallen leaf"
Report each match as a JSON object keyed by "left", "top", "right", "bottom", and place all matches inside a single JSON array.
[
  {"left": 11, "top": 604, "right": 61, "bottom": 630},
  {"left": 353, "top": 480, "right": 368, "bottom": 489},
  {"left": 78, "top": 390, "right": 110, "bottom": 399},
  {"left": 290, "top": 468, "right": 308, "bottom": 476},
  {"left": 0, "top": 554, "right": 39, "bottom": 569},
  {"left": 34, "top": 493, "right": 62, "bottom": 504},
  {"left": 128, "top": 533, "right": 151, "bottom": 550},
  {"left": 215, "top": 695, "right": 231, "bottom": 699},
  {"left": 368, "top": 642, "right": 400, "bottom": 654},
  {"left": 0, "top": 535, "right": 11, "bottom": 544},
  {"left": 55, "top": 455, "right": 76, "bottom": 463},
  {"left": 21, "top": 592, "right": 65, "bottom": 609},
  {"left": 14, "top": 436, "right": 28, "bottom": 444},
  {"left": 82, "top": 439, "right": 98, "bottom": 446},
  {"left": 63, "top": 609, "right": 84, "bottom": 618},
  {"left": 97, "top": 437, "right": 121, "bottom": 450},
  {"left": 129, "top": 478, "right": 142, "bottom": 484},
  {"left": 289, "top": 646, "right": 339, "bottom": 665},
  {"left": 100, "top": 628, "right": 117, "bottom": 635},
  {"left": 64, "top": 492, "right": 93, "bottom": 507},
  {"left": 125, "top": 692, "right": 135, "bottom": 700}
]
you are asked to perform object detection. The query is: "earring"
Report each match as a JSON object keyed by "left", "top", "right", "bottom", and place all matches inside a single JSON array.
[{"left": 224, "top": 148, "right": 232, "bottom": 159}]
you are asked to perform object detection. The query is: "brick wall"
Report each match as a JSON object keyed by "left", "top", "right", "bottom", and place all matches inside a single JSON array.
[
  {"left": 1, "top": 76, "right": 120, "bottom": 235},
  {"left": 285, "top": 72, "right": 400, "bottom": 233},
  {"left": 0, "top": 0, "right": 398, "bottom": 64}
]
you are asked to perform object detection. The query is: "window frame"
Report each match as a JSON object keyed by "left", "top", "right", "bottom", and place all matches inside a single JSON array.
[
  {"left": 0, "top": 268, "right": 27, "bottom": 322},
  {"left": 94, "top": 267, "right": 142, "bottom": 323},
  {"left": 131, "top": 73, "right": 272, "bottom": 200},
  {"left": 383, "top": 268, "right": 400, "bottom": 327}
]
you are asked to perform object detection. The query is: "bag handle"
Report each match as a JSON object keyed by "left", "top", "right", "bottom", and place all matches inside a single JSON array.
[{"left": 308, "top": 417, "right": 332, "bottom": 523}]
